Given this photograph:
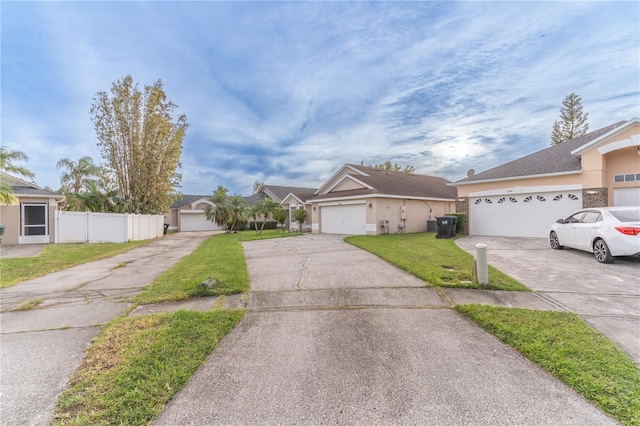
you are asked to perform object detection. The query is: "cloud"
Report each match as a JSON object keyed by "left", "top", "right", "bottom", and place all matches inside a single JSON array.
[{"left": 2, "top": 1, "right": 638, "bottom": 195}]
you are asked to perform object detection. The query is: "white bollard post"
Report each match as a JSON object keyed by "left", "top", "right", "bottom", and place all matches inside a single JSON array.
[{"left": 475, "top": 243, "right": 489, "bottom": 285}]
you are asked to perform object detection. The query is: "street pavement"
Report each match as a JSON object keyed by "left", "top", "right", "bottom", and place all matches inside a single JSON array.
[
  {"left": 0, "top": 232, "right": 216, "bottom": 426},
  {"left": 456, "top": 236, "right": 640, "bottom": 363},
  {"left": 153, "top": 234, "right": 617, "bottom": 425}
]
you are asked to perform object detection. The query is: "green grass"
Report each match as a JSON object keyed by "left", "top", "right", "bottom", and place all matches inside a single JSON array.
[
  {"left": 345, "top": 233, "right": 528, "bottom": 291},
  {"left": 133, "top": 230, "right": 300, "bottom": 304},
  {"left": 458, "top": 305, "right": 640, "bottom": 426},
  {"left": 0, "top": 240, "right": 150, "bottom": 289},
  {"left": 52, "top": 309, "right": 245, "bottom": 426}
]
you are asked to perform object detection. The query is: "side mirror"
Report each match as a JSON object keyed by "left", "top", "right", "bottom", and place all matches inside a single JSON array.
[{"left": 556, "top": 219, "right": 565, "bottom": 224}]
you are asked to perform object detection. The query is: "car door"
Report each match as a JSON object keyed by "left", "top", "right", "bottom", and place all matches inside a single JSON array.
[
  {"left": 573, "top": 211, "right": 602, "bottom": 251},
  {"left": 555, "top": 211, "right": 585, "bottom": 249}
]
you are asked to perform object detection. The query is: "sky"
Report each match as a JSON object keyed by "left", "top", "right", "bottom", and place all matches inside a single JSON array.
[{"left": 2, "top": 1, "right": 639, "bottom": 196}]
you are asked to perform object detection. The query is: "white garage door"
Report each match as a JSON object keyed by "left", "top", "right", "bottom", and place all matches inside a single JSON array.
[
  {"left": 180, "top": 212, "right": 223, "bottom": 232},
  {"left": 470, "top": 191, "right": 582, "bottom": 237},
  {"left": 321, "top": 204, "right": 366, "bottom": 235},
  {"left": 614, "top": 187, "right": 640, "bottom": 206}
]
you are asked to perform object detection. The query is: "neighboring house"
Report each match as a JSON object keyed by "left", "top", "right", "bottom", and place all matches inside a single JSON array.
[
  {"left": 0, "top": 172, "right": 65, "bottom": 245},
  {"left": 165, "top": 185, "right": 317, "bottom": 232},
  {"left": 164, "top": 195, "right": 224, "bottom": 232},
  {"left": 308, "top": 164, "right": 457, "bottom": 235},
  {"left": 451, "top": 118, "right": 640, "bottom": 238}
]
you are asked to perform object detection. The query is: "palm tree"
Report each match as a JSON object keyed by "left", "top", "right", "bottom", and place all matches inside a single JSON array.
[
  {"left": 57, "top": 156, "right": 101, "bottom": 193},
  {"left": 227, "top": 195, "right": 246, "bottom": 232},
  {"left": 0, "top": 147, "right": 35, "bottom": 204},
  {"left": 246, "top": 203, "right": 262, "bottom": 233},
  {"left": 257, "top": 198, "right": 280, "bottom": 235},
  {"left": 272, "top": 207, "right": 287, "bottom": 232},
  {"left": 204, "top": 186, "right": 230, "bottom": 231}
]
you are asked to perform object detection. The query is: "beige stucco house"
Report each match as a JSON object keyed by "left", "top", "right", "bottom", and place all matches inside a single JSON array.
[
  {"left": 0, "top": 172, "right": 65, "bottom": 245},
  {"left": 306, "top": 164, "right": 457, "bottom": 235},
  {"left": 451, "top": 118, "right": 640, "bottom": 238}
]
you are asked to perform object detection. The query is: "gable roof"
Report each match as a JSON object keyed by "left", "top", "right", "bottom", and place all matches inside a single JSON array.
[
  {"left": 282, "top": 191, "right": 317, "bottom": 205},
  {"left": 1, "top": 172, "right": 64, "bottom": 199},
  {"left": 311, "top": 164, "right": 456, "bottom": 201},
  {"left": 170, "top": 194, "right": 208, "bottom": 209},
  {"left": 262, "top": 185, "right": 317, "bottom": 202},
  {"left": 452, "top": 120, "right": 628, "bottom": 185}
]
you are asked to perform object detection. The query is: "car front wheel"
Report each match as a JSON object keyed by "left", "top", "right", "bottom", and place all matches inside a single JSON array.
[
  {"left": 549, "top": 231, "right": 563, "bottom": 249},
  {"left": 593, "top": 239, "right": 614, "bottom": 263}
]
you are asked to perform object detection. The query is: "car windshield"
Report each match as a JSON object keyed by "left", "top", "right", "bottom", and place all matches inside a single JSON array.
[{"left": 610, "top": 209, "right": 640, "bottom": 222}]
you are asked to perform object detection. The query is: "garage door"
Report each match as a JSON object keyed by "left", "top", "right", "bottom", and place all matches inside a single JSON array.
[
  {"left": 321, "top": 204, "right": 366, "bottom": 235},
  {"left": 614, "top": 187, "right": 640, "bottom": 206},
  {"left": 180, "top": 212, "right": 223, "bottom": 232},
  {"left": 470, "top": 191, "right": 582, "bottom": 237}
]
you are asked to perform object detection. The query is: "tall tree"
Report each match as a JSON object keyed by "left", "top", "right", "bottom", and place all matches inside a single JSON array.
[
  {"left": 0, "top": 147, "right": 35, "bottom": 204},
  {"left": 90, "top": 75, "right": 187, "bottom": 214},
  {"left": 550, "top": 93, "right": 589, "bottom": 146},
  {"left": 371, "top": 161, "right": 415, "bottom": 174},
  {"left": 252, "top": 181, "right": 264, "bottom": 195},
  {"left": 204, "top": 186, "right": 230, "bottom": 231},
  {"left": 57, "top": 156, "right": 101, "bottom": 193}
]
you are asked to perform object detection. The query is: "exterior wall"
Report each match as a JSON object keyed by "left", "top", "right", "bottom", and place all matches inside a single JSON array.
[
  {"left": 0, "top": 197, "right": 60, "bottom": 244},
  {"left": 373, "top": 198, "right": 453, "bottom": 235},
  {"left": 604, "top": 146, "right": 640, "bottom": 205},
  {"left": 0, "top": 205, "right": 20, "bottom": 245},
  {"left": 310, "top": 197, "right": 454, "bottom": 235}
]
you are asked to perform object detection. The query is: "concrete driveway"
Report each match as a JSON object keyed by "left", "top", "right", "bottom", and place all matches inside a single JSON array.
[
  {"left": 456, "top": 236, "right": 640, "bottom": 363},
  {"left": 154, "top": 234, "right": 615, "bottom": 425},
  {"left": 0, "top": 232, "right": 216, "bottom": 426}
]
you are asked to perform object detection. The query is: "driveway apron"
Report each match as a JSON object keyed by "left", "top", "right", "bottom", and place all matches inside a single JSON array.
[
  {"left": 456, "top": 236, "right": 640, "bottom": 364},
  {"left": 154, "top": 234, "right": 615, "bottom": 425},
  {"left": 0, "top": 231, "right": 215, "bottom": 426}
]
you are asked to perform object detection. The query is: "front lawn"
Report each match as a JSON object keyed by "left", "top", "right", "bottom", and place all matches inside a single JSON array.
[
  {"left": 52, "top": 309, "right": 245, "bottom": 426},
  {"left": 0, "top": 240, "right": 149, "bottom": 289},
  {"left": 458, "top": 305, "right": 640, "bottom": 426},
  {"left": 133, "top": 230, "right": 300, "bottom": 304},
  {"left": 345, "top": 233, "right": 527, "bottom": 291}
]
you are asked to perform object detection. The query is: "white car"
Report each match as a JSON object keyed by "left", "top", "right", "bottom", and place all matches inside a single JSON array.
[{"left": 549, "top": 207, "right": 640, "bottom": 263}]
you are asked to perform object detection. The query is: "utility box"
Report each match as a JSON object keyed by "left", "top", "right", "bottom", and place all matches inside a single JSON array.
[{"left": 435, "top": 216, "right": 457, "bottom": 239}]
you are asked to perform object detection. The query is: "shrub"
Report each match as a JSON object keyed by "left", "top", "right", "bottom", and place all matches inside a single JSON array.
[
  {"left": 247, "top": 220, "right": 278, "bottom": 230},
  {"left": 446, "top": 212, "right": 467, "bottom": 235}
]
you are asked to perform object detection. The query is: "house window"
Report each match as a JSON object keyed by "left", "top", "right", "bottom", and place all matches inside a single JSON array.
[
  {"left": 485, "top": 198, "right": 492, "bottom": 204},
  {"left": 474, "top": 199, "right": 481, "bottom": 204},
  {"left": 21, "top": 203, "right": 48, "bottom": 236},
  {"left": 553, "top": 194, "right": 563, "bottom": 201},
  {"left": 509, "top": 197, "right": 517, "bottom": 203},
  {"left": 524, "top": 196, "right": 532, "bottom": 202},
  {"left": 498, "top": 197, "right": 505, "bottom": 203},
  {"left": 537, "top": 196, "right": 546, "bottom": 202},
  {"left": 568, "top": 194, "right": 579, "bottom": 200},
  {"left": 614, "top": 174, "right": 639, "bottom": 183},
  {"left": 290, "top": 205, "right": 296, "bottom": 222}
]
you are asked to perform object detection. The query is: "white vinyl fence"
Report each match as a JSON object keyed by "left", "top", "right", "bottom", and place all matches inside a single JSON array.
[{"left": 55, "top": 211, "right": 165, "bottom": 243}]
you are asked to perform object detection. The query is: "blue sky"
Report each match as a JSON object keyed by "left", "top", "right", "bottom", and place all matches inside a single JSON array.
[{"left": 2, "top": 1, "right": 639, "bottom": 195}]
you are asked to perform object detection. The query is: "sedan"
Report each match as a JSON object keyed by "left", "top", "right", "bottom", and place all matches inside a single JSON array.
[{"left": 549, "top": 207, "right": 640, "bottom": 263}]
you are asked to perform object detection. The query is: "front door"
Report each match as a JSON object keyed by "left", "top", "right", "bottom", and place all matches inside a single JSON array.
[{"left": 19, "top": 203, "right": 49, "bottom": 244}]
